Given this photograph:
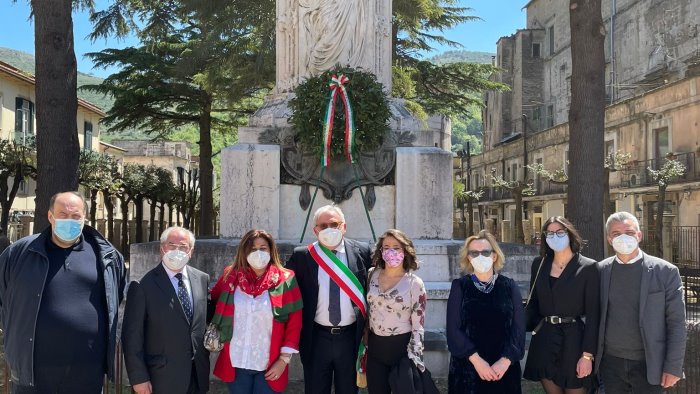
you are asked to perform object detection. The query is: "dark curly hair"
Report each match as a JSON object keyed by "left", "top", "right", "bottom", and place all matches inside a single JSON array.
[
  {"left": 371, "top": 229, "right": 419, "bottom": 271},
  {"left": 539, "top": 216, "right": 584, "bottom": 257}
]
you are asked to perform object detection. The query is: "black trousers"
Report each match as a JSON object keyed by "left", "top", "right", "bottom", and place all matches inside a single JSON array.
[
  {"left": 303, "top": 323, "right": 358, "bottom": 394},
  {"left": 600, "top": 354, "right": 663, "bottom": 394},
  {"left": 366, "top": 331, "right": 412, "bottom": 394}
]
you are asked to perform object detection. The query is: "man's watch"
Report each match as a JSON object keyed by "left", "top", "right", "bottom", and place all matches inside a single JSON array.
[
  {"left": 279, "top": 353, "right": 292, "bottom": 364},
  {"left": 581, "top": 354, "right": 594, "bottom": 362}
]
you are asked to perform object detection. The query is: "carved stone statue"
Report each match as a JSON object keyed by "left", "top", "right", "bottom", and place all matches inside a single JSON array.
[{"left": 276, "top": 0, "right": 391, "bottom": 93}]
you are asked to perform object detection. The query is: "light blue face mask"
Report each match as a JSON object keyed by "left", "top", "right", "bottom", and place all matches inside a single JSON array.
[
  {"left": 546, "top": 234, "right": 570, "bottom": 252},
  {"left": 53, "top": 218, "right": 83, "bottom": 242}
]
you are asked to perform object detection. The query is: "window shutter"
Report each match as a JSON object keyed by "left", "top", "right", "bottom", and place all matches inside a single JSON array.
[
  {"left": 28, "top": 101, "right": 34, "bottom": 135},
  {"left": 15, "top": 97, "right": 23, "bottom": 132}
]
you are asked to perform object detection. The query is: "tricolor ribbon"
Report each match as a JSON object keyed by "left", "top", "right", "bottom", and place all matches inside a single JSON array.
[{"left": 321, "top": 74, "right": 356, "bottom": 167}]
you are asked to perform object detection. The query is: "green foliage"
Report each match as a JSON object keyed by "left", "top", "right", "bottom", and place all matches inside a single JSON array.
[
  {"left": 289, "top": 68, "right": 391, "bottom": 158},
  {"left": 453, "top": 181, "right": 483, "bottom": 205},
  {"left": 604, "top": 150, "right": 632, "bottom": 170},
  {"left": 491, "top": 174, "right": 535, "bottom": 196},
  {"left": 451, "top": 112, "right": 482, "bottom": 154},
  {"left": 78, "top": 150, "right": 119, "bottom": 192},
  {"left": 648, "top": 159, "right": 687, "bottom": 187},
  {"left": 527, "top": 163, "right": 568, "bottom": 184}
]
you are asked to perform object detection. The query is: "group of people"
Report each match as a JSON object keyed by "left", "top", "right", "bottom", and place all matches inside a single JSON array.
[
  {"left": 445, "top": 213, "right": 686, "bottom": 394},
  {"left": 0, "top": 191, "right": 688, "bottom": 394}
]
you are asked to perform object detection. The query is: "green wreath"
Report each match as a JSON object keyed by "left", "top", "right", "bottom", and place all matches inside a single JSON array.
[{"left": 289, "top": 67, "right": 391, "bottom": 159}]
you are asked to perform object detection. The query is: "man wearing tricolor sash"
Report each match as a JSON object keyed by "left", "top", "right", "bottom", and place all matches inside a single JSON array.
[{"left": 286, "top": 205, "right": 372, "bottom": 394}]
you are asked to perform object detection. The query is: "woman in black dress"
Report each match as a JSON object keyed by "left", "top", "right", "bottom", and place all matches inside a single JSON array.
[
  {"left": 523, "top": 216, "right": 600, "bottom": 394},
  {"left": 446, "top": 230, "right": 525, "bottom": 394}
]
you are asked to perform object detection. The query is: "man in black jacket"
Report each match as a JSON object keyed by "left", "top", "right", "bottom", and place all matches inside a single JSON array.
[
  {"left": 286, "top": 205, "right": 372, "bottom": 394},
  {"left": 121, "top": 226, "right": 210, "bottom": 394},
  {"left": 0, "top": 191, "right": 126, "bottom": 394}
]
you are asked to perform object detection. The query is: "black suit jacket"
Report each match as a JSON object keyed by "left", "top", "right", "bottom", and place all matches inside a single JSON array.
[
  {"left": 122, "top": 264, "right": 210, "bottom": 394},
  {"left": 285, "top": 238, "right": 372, "bottom": 365}
]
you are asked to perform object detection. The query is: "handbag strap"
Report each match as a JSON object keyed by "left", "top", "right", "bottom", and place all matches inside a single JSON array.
[{"left": 524, "top": 257, "right": 545, "bottom": 308}]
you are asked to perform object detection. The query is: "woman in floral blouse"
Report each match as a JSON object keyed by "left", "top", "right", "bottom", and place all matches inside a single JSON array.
[{"left": 365, "top": 229, "right": 427, "bottom": 394}]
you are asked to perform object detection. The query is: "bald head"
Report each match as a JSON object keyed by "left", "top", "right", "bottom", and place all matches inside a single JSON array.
[{"left": 49, "top": 192, "right": 87, "bottom": 217}]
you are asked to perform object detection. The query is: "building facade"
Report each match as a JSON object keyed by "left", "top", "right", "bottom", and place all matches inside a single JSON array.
[{"left": 466, "top": 0, "right": 700, "bottom": 256}]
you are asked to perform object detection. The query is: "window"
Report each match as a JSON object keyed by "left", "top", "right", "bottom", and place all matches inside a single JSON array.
[
  {"left": 84, "top": 121, "right": 93, "bottom": 151},
  {"left": 549, "top": 26, "right": 555, "bottom": 56},
  {"left": 18, "top": 180, "right": 27, "bottom": 195},
  {"left": 533, "top": 107, "right": 542, "bottom": 130},
  {"left": 654, "top": 127, "right": 670, "bottom": 160},
  {"left": 532, "top": 43, "right": 541, "bottom": 58},
  {"left": 546, "top": 105, "right": 555, "bottom": 128},
  {"left": 605, "top": 139, "right": 615, "bottom": 160},
  {"left": 511, "top": 163, "right": 519, "bottom": 182},
  {"left": 14, "top": 97, "right": 34, "bottom": 144}
]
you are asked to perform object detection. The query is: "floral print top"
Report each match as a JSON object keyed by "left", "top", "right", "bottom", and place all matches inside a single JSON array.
[{"left": 367, "top": 268, "right": 427, "bottom": 371}]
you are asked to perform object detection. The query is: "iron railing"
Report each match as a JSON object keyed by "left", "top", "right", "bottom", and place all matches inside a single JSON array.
[{"left": 613, "top": 152, "right": 700, "bottom": 189}]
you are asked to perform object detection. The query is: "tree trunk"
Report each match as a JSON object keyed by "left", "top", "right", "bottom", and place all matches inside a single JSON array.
[
  {"left": 104, "top": 192, "right": 115, "bottom": 244},
  {"left": 567, "top": 0, "right": 607, "bottom": 260},
  {"left": 89, "top": 189, "right": 98, "bottom": 227},
  {"left": 119, "top": 196, "right": 130, "bottom": 259},
  {"left": 158, "top": 202, "right": 166, "bottom": 235},
  {"left": 148, "top": 199, "right": 157, "bottom": 241},
  {"left": 0, "top": 166, "right": 25, "bottom": 234},
  {"left": 603, "top": 168, "right": 612, "bottom": 255},
  {"left": 198, "top": 99, "right": 215, "bottom": 236},
  {"left": 31, "top": 0, "right": 80, "bottom": 233},
  {"left": 514, "top": 191, "right": 525, "bottom": 244},
  {"left": 655, "top": 185, "right": 666, "bottom": 257},
  {"left": 135, "top": 196, "right": 144, "bottom": 243}
]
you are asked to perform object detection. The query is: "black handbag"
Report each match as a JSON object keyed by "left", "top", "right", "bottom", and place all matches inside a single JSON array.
[{"left": 388, "top": 356, "right": 440, "bottom": 394}]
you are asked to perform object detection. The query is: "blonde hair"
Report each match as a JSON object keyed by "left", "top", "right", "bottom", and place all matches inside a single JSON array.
[{"left": 459, "top": 230, "right": 506, "bottom": 273}]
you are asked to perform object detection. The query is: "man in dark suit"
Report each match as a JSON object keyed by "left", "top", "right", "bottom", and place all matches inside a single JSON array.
[
  {"left": 122, "top": 226, "right": 210, "bottom": 394},
  {"left": 286, "top": 205, "right": 372, "bottom": 394},
  {"left": 596, "top": 211, "right": 686, "bottom": 393}
]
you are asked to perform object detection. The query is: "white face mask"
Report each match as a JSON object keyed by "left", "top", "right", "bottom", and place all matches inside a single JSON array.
[
  {"left": 612, "top": 234, "right": 639, "bottom": 255},
  {"left": 318, "top": 228, "right": 343, "bottom": 249},
  {"left": 470, "top": 255, "right": 494, "bottom": 273},
  {"left": 247, "top": 250, "right": 271, "bottom": 270},
  {"left": 163, "top": 250, "right": 189, "bottom": 271}
]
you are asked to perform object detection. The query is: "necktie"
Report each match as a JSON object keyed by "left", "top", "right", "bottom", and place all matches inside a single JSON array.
[
  {"left": 175, "top": 273, "right": 193, "bottom": 323},
  {"left": 328, "top": 250, "right": 341, "bottom": 326}
]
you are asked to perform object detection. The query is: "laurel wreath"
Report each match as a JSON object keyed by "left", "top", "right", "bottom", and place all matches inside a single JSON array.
[{"left": 289, "top": 67, "right": 391, "bottom": 159}]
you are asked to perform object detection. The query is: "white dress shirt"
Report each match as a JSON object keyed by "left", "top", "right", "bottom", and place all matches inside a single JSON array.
[
  {"left": 230, "top": 287, "right": 274, "bottom": 371},
  {"left": 314, "top": 240, "right": 357, "bottom": 326},
  {"left": 162, "top": 263, "right": 193, "bottom": 307}
]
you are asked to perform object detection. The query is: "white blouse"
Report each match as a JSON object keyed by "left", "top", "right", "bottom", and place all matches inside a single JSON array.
[
  {"left": 229, "top": 287, "right": 273, "bottom": 371},
  {"left": 367, "top": 269, "right": 426, "bottom": 371}
]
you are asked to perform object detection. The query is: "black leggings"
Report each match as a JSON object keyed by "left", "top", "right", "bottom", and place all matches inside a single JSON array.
[{"left": 366, "top": 331, "right": 412, "bottom": 394}]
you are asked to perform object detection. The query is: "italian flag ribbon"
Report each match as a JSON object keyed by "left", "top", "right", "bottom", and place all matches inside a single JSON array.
[
  {"left": 321, "top": 74, "right": 356, "bottom": 168},
  {"left": 307, "top": 242, "right": 368, "bottom": 378},
  {"left": 307, "top": 242, "right": 366, "bottom": 316}
]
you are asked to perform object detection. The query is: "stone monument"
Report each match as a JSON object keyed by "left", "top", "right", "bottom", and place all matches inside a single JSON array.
[{"left": 221, "top": 0, "right": 453, "bottom": 242}]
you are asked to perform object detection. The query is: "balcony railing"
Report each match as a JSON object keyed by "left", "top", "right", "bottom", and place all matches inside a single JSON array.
[
  {"left": 476, "top": 181, "right": 568, "bottom": 202},
  {"left": 613, "top": 152, "right": 700, "bottom": 189}
]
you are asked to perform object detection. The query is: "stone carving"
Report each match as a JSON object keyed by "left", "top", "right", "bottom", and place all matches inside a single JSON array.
[
  {"left": 267, "top": 128, "right": 413, "bottom": 208},
  {"left": 276, "top": 0, "right": 392, "bottom": 93}
]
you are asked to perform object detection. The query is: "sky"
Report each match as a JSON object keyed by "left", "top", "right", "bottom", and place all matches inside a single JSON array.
[{"left": 0, "top": 1, "right": 526, "bottom": 79}]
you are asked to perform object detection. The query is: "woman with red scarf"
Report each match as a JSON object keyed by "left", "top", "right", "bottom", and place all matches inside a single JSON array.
[{"left": 210, "top": 229, "right": 303, "bottom": 394}]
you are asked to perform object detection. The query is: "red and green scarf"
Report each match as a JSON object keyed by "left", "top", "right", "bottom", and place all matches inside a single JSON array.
[{"left": 211, "top": 265, "right": 303, "bottom": 343}]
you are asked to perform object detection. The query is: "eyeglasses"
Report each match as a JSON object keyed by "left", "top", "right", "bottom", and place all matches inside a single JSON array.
[
  {"left": 316, "top": 221, "right": 343, "bottom": 230},
  {"left": 164, "top": 242, "right": 191, "bottom": 252},
  {"left": 467, "top": 250, "right": 493, "bottom": 258},
  {"left": 544, "top": 230, "right": 568, "bottom": 238}
]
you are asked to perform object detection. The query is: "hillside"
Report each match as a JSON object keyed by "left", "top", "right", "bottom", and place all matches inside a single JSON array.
[
  {"left": 428, "top": 50, "right": 495, "bottom": 65},
  {"left": 0, "top": 47, "right": 113, "bottom": 111}
]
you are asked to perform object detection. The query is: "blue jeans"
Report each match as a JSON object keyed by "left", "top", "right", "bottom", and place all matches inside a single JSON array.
[{"left": 227, "top": 368, "right": 278, "bottom": 394}]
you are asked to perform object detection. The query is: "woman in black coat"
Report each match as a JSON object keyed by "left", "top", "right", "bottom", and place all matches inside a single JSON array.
[{"left": 523, "top": 216, "right": 600, "bottom": 394}]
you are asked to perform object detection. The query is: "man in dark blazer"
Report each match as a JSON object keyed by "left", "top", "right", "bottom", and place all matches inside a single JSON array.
[
  {"left": 122, "top": 226, "right": 210, "bottom": 394},
  {"left": 597, "top": 212, "right": 686, "bottom": 392},
  {"left": 286, "top": 205, "right": 372, "bottom": 394}
]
